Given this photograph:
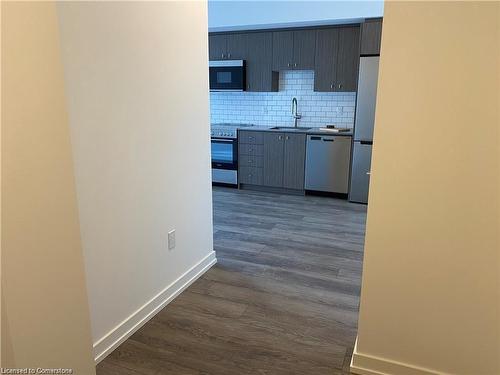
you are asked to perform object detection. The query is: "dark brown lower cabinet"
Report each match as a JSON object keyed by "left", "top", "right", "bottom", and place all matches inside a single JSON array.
[
  {"left": 239, "top": 166, "right": 263, "bottom": 185},
  {"left": 240, "top": 131, "right": 307, "bottom": 191},
  {"left": 283, "top": 133, "right": 306, "bottom": 190},
  {"left": 262, "top": 132, "right": 285, "bottom": 187}
]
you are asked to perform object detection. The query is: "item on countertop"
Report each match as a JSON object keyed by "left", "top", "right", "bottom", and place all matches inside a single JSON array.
[{"left": 319, "top": 126, "right": 351, "bottom": 133}]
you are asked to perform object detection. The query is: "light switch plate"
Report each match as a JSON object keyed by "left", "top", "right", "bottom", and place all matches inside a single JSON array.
[{"left": 168, "top": 229, "right": 176, "bottom": 250}]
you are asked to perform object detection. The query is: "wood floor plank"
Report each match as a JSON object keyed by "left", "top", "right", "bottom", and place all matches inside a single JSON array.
[
  {"left": 96, "top": 360, "right": 147, "bottom": 375},
  {"left": 97, "top": 186, "right": 367, "bottom": 375}
]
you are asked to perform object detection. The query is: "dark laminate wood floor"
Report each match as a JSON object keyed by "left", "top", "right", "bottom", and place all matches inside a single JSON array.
[{"left": 97, "top": 187, "right": 367, "bottom": 375}]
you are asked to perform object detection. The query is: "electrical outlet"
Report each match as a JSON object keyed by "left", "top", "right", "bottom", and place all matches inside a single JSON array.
[{"left": 168, "top": 229, "right": 176, "bottom": 250}]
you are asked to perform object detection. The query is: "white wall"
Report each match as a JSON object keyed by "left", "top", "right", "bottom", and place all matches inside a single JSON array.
[
  {"left": 211, "top": 70, "right": 356, "bottom": 128},
  {"left": 208, "top": 0, "right": 384, "bottom": 31},
  {"left": 352, "top": 2, "right": 500, "bottom": 374},
  {"left": 2, "top": 2, "right": 95, "bottom": 372},
  {"left": 56, "top": 1, "right": 215, "bottom": 361}
]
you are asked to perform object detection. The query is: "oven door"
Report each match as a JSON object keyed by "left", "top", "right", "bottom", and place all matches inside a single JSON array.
[
  {"left": 211, "top": 137, "right": 237, "bottom": 170},
  {"left": 209, "top": 60, "right": 245, "bottom": 91}
]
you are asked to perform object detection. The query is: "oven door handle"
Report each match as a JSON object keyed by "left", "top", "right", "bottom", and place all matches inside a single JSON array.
[{"left": 212, "top": 138, "right": 235, "bottom": 143}]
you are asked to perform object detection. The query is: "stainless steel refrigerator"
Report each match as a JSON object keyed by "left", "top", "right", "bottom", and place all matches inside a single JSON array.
[{"left": 349, "top": 56, "right": 380, "bottom": 204}]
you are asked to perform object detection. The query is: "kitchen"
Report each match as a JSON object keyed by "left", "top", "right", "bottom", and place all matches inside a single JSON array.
[
  {"left": 210, "top": 18, "right": 382, "bottom": 203},
  {"left": 206, "top": 17, "right": 382, "bottom": 373}
]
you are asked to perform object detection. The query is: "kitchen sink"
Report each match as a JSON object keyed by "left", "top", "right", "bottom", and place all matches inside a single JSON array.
[{"left": 270, "top": 126, "right": 311, "bottom": 131}]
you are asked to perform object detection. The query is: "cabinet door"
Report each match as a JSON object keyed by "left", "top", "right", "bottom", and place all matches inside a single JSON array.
[
  {"left": 360, "top": 19, "right": 383, "bottom": 55},
  {"left": 226, "top": 33, "right": 247, "bottom": 60},
  {"left": 335, "top": 27, "right": 360, "bottom": 92},
  {"left": 263, "top": 132, "right": 284, "bottom": 187},
  {"left": 283, "top": 133, "right": 306, "bottom": 190},
  {"left": 239, "top": 167, "right": 263, "bottom": 185},
  {"left": 209, "top": 34, "right": 227, "bottom": 60},
  {"left": 293, "top": 30, "right": 316, "bottom": 69},
  {"left": 272, "top": 31, "right": 294, "bottom": 71},
  {"left": 314, "top": 29, "right": 338, "bottom": 92},
  {"left": 246, "top": 33, "right": 277, "bottom": 92}
]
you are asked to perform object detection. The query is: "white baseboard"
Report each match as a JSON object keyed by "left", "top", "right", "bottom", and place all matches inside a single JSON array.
[
  {"left": 350, "top": 337, "right": 442, "bottom": 375},
  {"left": 93, "top": 251, "right": 217, "bottom": 364}
]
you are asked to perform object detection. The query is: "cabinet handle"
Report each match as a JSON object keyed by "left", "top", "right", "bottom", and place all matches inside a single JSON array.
[
  {"left": 285, "top": 136, "right": 290, "bottom": 140},
  {"left": 278, "top": 135, "right": 283, "bottom": 140},
  {"left": 330, "top": 83, "right": 333, "bottom": 89},
  {"left": 366, "top": 171, "right": 371, "bottom": 175},
  {"left": 287, "top": 63, "right": 290, "bottom": 67},
  {"left": 294, "top": 63, "right": 297, "bottom": 67},
  {"left": 338, "top": 83, "right": 343, "bottom": 89},
  {"left": 228, "top": 53, "right": 231, "bottom": 58},
  {"left": 221, "top": 53, "right": 225, "bottom": 59}
]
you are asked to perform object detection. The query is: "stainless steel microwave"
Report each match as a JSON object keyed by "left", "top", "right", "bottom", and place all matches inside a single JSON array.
[{"left": 209, "top": 60, "right": 246, "bottom": 92}]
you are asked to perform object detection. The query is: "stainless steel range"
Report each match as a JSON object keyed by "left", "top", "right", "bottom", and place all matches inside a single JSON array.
[{"left": 211, "top": 123, "right": 253, "bottom": 186}]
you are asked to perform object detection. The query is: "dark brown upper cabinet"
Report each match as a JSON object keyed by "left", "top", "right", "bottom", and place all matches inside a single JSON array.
[
  {"left": 272, "top": 31, "right": 294, "bottom": 70},
  {"left": 272, "top": 30, "right": 316, "bottom": 70},
  {"left": 292, "top": 30, "right": 316, "bottom": 69},
  {"left": 226, "top": 34, "right": 247, "bottom": 60},
  {"left": 209, "top": 32, "right": 278, "bottom": 92},
  {"left": 335, "top": 27, "right": 360, "bottom": 91},
  {"left": 314, "top": 29, "right": 339, "bottom": 92},
  {"left": 246, "top": 32, "right": 278, "bottom": 92},
  {"left": 209, "top": 33, "right": 246, "bottom": 60},
  {"left": 209, "top": 24, "right": 361, "bottom": 93},
  {"left": 209, "top": 34, "right": 227, "bottom": 60},
  {"left": 314, "top": 26, "right": 360, "bottom": 92},
  {"left": 360, "top": 18, "right": 383, "bottom": 55}
]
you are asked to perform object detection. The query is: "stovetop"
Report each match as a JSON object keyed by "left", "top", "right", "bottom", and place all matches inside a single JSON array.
[{"left": 211, "top": 123, "right": 254, "bottom": 139}]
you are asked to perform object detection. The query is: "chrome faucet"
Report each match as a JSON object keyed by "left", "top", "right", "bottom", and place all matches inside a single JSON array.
[{"left": 291, "top": 97, "right": 302, "bottom": 128}]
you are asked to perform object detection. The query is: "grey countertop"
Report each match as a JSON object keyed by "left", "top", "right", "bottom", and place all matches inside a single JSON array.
[{"left": 239, "top": 125, "right": 353, "bottom": 137}]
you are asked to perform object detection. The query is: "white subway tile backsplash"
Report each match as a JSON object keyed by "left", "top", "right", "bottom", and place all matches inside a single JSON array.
[{"left": 210, "top": 70, "right": 357, "bottom": 128}]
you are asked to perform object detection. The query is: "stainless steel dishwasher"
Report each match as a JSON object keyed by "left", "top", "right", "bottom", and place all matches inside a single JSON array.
[{"left": 305, "top": 135, "right": 352, "bottom": 194}]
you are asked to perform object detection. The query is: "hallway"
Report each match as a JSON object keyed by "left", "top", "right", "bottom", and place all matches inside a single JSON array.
[{"left": 97, "top": 187, "right": 367, "bottom": 374}]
